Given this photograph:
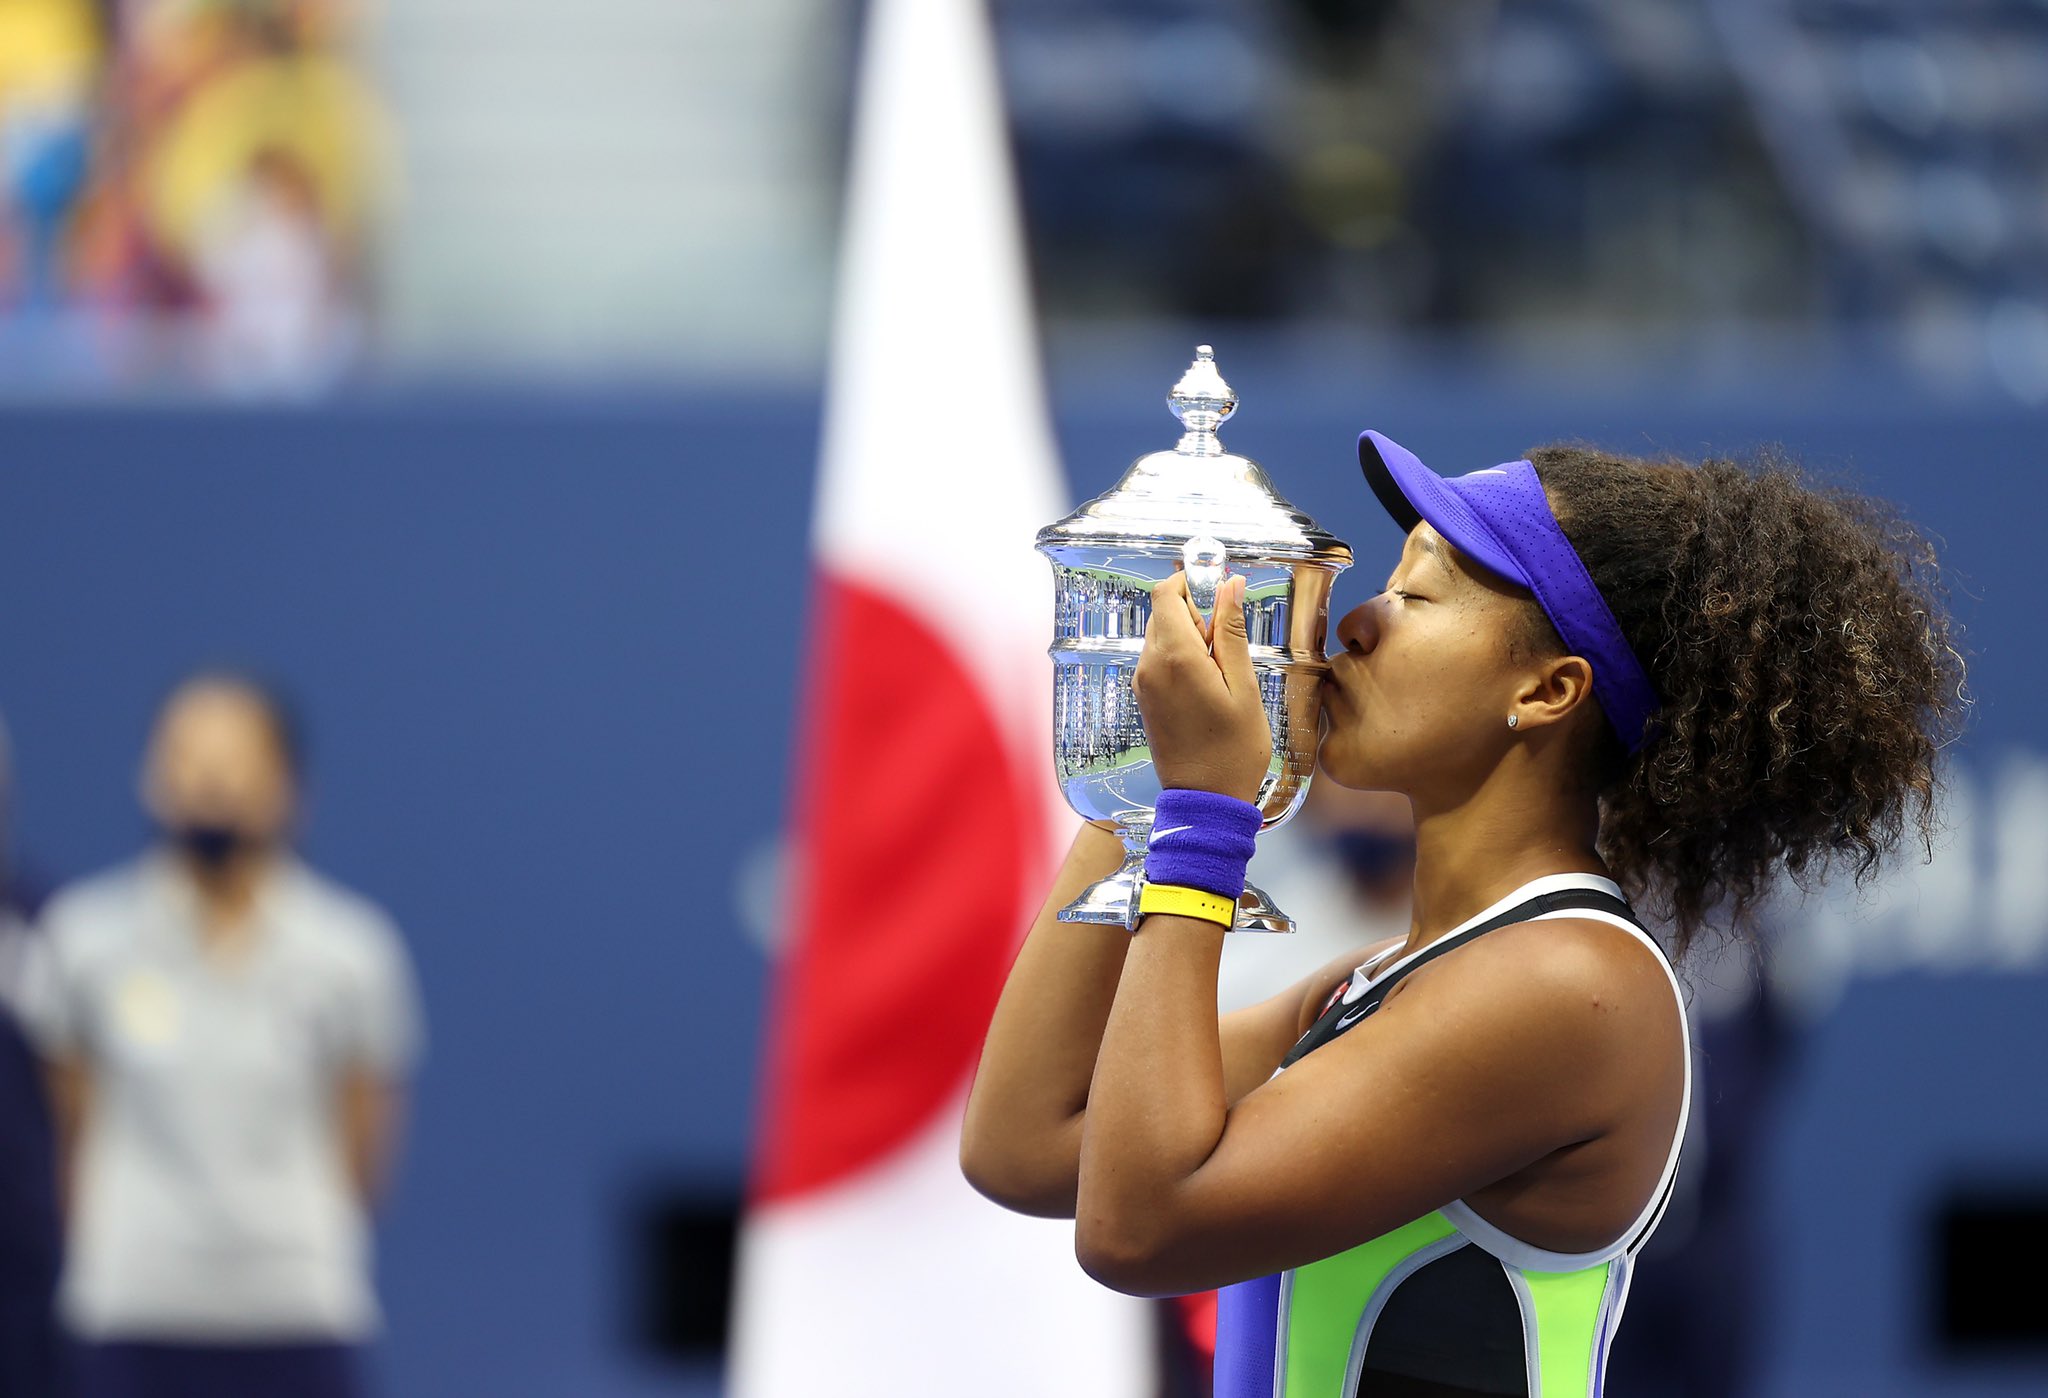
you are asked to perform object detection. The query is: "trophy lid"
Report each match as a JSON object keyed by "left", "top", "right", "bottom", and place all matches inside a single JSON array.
[{"left": 1036, "top": 346, "right": 1352, "bottom": 568}]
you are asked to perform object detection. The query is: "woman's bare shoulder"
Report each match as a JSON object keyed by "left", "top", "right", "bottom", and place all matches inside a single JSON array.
[{"left": 1393, "top": 914, "right": 1682, "bottom": 1096}]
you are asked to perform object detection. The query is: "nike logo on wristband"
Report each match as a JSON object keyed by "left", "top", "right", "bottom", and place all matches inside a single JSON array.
[{"left": 1150, "top": 825, "right": 1195, "bottom": 843}]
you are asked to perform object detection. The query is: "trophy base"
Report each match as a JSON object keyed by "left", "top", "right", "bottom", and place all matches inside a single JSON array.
[{"left": 1056, "top": 852, "right": 1295, "bottom": 934}]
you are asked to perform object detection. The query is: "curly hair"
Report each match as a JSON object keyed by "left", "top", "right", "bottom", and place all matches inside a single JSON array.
[{"left": 1523, "top": 444, "right": 1966, "bottom": 958}]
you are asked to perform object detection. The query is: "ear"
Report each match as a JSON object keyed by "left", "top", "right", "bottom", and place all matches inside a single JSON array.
[{"left": 1508, "top": 654, "right": 1596, "bottom": 735}]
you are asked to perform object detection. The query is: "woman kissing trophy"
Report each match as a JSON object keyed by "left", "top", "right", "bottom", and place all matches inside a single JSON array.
[{"left": 1035, "top": 346, "right": 1352, "bottom": 931}]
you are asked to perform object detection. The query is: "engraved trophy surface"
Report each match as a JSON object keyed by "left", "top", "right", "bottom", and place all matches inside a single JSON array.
[{"left": 1036, "top": 347, "right": 1353, "bottom": 930}]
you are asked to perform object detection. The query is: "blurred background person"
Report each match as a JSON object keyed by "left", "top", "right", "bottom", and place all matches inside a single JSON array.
[
  {"left": 8, "top": 0, "right": 382, "bottom": 389},
  {"left": 190, "top": 143, "right": 354, "bottom": 395},
  {"left": 16, "top": 673, "right": 422, "bottom": 1398},
  {"left": 0, "top": 714, "right": 62, "bottom": 1398},
  {"left": 146, "top": 4, "right": 378, "bottom": 394},
  {"left": 0, "top": 0, "right": 100, "bottom": 314}
]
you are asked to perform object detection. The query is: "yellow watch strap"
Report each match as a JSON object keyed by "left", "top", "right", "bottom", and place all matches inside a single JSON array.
[{"left": 1137, "top": 882, "right": 1237, "bottom": 929}]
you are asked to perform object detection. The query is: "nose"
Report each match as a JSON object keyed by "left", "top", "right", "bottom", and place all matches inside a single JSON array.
[{"left": 1333, "top": 596, "right": 1384, "bottom": 657}]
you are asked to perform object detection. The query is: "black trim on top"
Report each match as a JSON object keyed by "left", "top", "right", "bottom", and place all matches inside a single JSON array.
[{"left": 1281, "top": 889, "right": 1648, "bottom": 1070}]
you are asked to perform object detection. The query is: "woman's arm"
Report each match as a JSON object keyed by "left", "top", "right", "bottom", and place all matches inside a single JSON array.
[
  {"left": 338, "top": 1069, "right": 406, "bottom": 1207},
  {"left": 959, "top": 822, "right": 1130, "bottom": 1217},
  {"left": 961, "top": 821, "right": 1353, "bottom": 1219},
  {"left": 43, "top": 1055, "right": 90, "bottom": 1218}
]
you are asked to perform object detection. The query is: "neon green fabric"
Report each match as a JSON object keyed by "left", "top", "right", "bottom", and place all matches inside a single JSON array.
[
  {"left": 1280, "top": 1212, "right": 1458, "bottom": 1394},
  {"left": 1525, "top": 1263, "right": 1612, "bottom": 1396},
  {"left": 1272, "top": 1209, "right": 1617, "bottom": 1396}
]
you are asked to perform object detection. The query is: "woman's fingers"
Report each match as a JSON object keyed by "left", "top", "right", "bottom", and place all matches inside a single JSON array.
[
  {"left": 1179, "top": 568, "right": 1216, "bottom": 646},
  {"left": 1136, "top": 573, "right": 1272, "bottom": 801},
  {"left": 1147, "top": 571, "right": 1203, "bottom": 659},
  {"left": 1211, "top": 576, "right": 1255, "bottom": 694}
]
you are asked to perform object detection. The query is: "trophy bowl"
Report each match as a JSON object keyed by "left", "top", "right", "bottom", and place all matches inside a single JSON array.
[{"left": 1036, "top": 347, "right": 1352, "bottom": 931}]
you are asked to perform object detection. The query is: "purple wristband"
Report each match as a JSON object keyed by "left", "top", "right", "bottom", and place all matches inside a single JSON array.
[{"left": 1144, "top": 789, "right": 1261, "bottom": 900}]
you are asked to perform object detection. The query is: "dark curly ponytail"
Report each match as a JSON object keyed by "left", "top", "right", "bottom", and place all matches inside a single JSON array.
[{"left": 1526, "top": 445, "right": 1966, "bottom": 958}]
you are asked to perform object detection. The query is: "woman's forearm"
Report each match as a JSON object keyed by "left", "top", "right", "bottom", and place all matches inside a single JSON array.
[
  {"left": 1073, "top": 915, "right": 1231, "bottom": 1288},
  {"left": 960, "top": 821, "right": 1132, "bottom": 1217},
  {"left": 340, "top": 1069, "right": 403, "bottom": 1207}
]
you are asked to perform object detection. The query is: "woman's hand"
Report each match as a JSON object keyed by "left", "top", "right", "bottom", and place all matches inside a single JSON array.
[{"left": 1132, "top": 572, "right": 1272, "bottom": 803}]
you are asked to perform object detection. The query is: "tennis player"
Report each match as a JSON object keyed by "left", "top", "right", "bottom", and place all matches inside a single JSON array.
[{"left": 963, "top": 432, "right": 1960, "bottom": 1396}]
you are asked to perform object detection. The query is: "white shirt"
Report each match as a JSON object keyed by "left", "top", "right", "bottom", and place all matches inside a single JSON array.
[{"left": 16, "top": 853, "right": 422, "bottom": 1340}]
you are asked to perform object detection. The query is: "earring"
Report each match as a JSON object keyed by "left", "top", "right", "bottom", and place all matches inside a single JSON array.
[{"left": 1507, "top": 714, "right": 1520, "bottom": 730}]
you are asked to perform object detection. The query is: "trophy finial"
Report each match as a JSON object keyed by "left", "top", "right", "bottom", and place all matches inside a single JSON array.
[
  {"left": 1169, "top": 345, "right": 1238, "bottom": 457},
  {"left": 1182, "top": 534, "right": 1228, "bottom": 618}
]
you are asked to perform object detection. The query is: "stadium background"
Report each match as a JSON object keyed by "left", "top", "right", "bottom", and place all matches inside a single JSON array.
[{"left": 1, "top": 2, "right": 2044, "bottom": 1396}]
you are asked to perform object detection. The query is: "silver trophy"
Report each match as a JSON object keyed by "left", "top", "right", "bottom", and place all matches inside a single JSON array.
[{"left": 1036, "top": 346, "right": 1353, "bottom": 930}]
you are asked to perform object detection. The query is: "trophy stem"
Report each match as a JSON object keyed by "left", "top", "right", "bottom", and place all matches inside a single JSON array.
[
  {"left": 1054, "top": 818, "right": 1150, "bottom": 928},
  {"left": 1055, "top": 815, "right": 1297, "bottom": 933},
  {"left": 1234, "top": 878, "right": 1296, "bottom": 935}
]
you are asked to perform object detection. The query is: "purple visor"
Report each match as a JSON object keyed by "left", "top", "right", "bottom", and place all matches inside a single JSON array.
[{"left": 1358, "top": 430, "right": 1662, "bottom": 753}]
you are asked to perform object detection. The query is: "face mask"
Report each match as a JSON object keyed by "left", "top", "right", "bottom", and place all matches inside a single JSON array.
[{"left": 169, "top": 822, "right": 250, "bottom": 871}]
